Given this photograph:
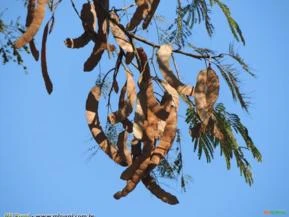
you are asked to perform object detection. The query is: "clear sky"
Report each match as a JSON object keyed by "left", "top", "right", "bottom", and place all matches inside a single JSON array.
[{"left": 1, "top": 1, "right": 289, "bottom": 217}]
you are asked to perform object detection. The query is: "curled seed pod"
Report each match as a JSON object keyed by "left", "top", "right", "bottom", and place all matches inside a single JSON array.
[
  {"left": 150, "top": 78, "right": 179, "bottom": 165},
  {"left": 15, "top": 0, "right": 47, "bottom": 49},
  {"left": 114, "top": 142, "right": 153, "bottom": 199},
  {"left": 86, "top": 86, "right": 131, "bottom": 166},
  {"left": 41, "top": 20, "right": 53, "bottom": 94},
  {"left": 122, "top": 48, "right": 170, "bottom": 181},
  {"left": 157, "top": 44, "right": 194, "bottom": 96},
  {"left": 64, "top": 32, "right": 91, "bottom": 49},
  {"left": 150, "top": 106, "right": 177, "bottom": 165},
  {"left": 29, "top": 40, "right": 39, "bottom": 61},
  {"left": 110, "top": 12, "right": 133, "bottom": 53},
  {"left": 116, "top": 131, "right": 132, "bottom": 166},
  {"left": 138, "top": 48, "right": 171, "bottom": 119},
  {"left": 83, "top": 42, "right": 106, "bottom": 72},
  {"left": 194, "top": 68, "right": 220, "bottom": 125},
  {"left": 108, "top": 70, "right": 136, "bottom": 124},
  {"left": 142, "top": 174, "right": 179, "bottom": 205},
  {"left": 81, "top": 3, "right": 97, "bottom": 33},
  {"left": 142, "top": 0, "right": 160, "bottom": 29}
]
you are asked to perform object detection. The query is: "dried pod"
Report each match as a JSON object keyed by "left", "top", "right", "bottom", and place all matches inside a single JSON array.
[
  {"left": 133, "top": 97, "right": 145, "bottom": 140},
  {"left": 15, "top": 0, "right": 47, "bottom": 48},
  {"left": 150, "top": 106, "right": 177, "bottom": 165},
  {"left": 29, "top": 40, "right": 39, "bottom": 61},
  {"left": 114, "top": 142, "right": 153, "bottom": 199},
  {"left": 26, "top": 0, "right": 36, "bottom": 27},
  {"left": 25, "top": 0, "right": 39, "bottom": 61},
  {"left": 93, "top": 0, "right": 109, "bottom": 38},
  {"left": 138, "top": 48, "right": 171, "bottom": 119},
  {"left": 108, "top": 70, "right": 136, "bottom": 124},
  {"left": 41, "top": 21, "right": 53, "bottom": 94},
  {"left": 116, "top": 49, "right": 173, "bottom": 199},
  {"left": 64, "top": 32, "right": 91, "bottom": 49},
  {"left": 142, "top": 0, "right": 160, "bottom": 29},
  {"left": 150, "top": 79, "right": 179, "bottom": 165},
  {"left": 126, "top": 0, "right": 148, "bottom": 31},
  {"left": 142, "top": 174, "right": 179, "bottom": 205},
  {"left": 125, "top": 52, "right": 134, "bottom": 65},
  {"left": 116, "top": 131, "right": 132, "bottom": 166},
  {"left": 84, "top": 42, "right": 106, "bottom": 72},
  {"left": 157, "top": 44, "right": 194, "bottom": 96},
  {"left": 81, "top": 3, "right": 97, "bottom": 33},
  {"left": 110, "top": 12, "right": 133, "bottom": 53},
  {"left": 86, "top": 86, "right": 131, "bottom": 166},
  {"left": 194, "top": 68, "right": 220, "bottom": 125}
]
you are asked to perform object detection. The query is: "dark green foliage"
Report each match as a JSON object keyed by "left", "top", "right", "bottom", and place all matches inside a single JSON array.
[
  {"left": 161, "top": 0, "right": 245, "bottom": 47},
  {"left": 0, "top": 16, "right": 29, "bottom": 72},
  {"left": 186, "top": 103, "right": 262, "bottom": 185}
]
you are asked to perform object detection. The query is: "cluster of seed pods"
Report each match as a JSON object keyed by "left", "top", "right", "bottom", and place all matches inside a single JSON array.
[{"left": 15, "top": 0, "right": 220, "bottom": 205}]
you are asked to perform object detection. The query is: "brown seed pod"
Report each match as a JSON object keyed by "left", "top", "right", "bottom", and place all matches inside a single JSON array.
[
  {"left": 114, "top": 141, "right": 153, "bottom": 199},
  {"left": 121, "top": 48, "right": 171, "bottom": 181},
  {"left": 81, "top": 3, "right": 97, "bottom": 33},
  {"left": 150, "top": 78, "right": 179, "bottom": 165},
  {"left": 26, "top": 0, "right": 36, "bottom": 27},
  {"left": 132, "top": 97, "right": 145, "bottom": 140},
  {"left": 93, "top": 0, "right": 109, "bottom": 38},
  {"left": 157, "top": 44, "right": 194, "bottom": 96},
  {"left": 126, "top": 0, "right": 148, "bottom": 31},
  {"left": 64, "top": 32, "right": 91, "bottom": 49},
  {"left": 115, "top": 139, "right": 179, "bottom": 205},
  {"left": 86, "top": 85, "right": 131, "bottom": 166},
  {"left": 15, "top": 0, "right": 47, "bottom": 49},
  {"left": 151, "top": 106, "right": 177, "bottom": 165},
  {"left": 142, "top": 0, "right": 160, "bottom": 29},
  {"left": 194, "top": 68, "right": 220, "bottom": 125},
  {"left": 108, "top": 70, "right": 136, "bottom": 124},
  {"left": 84, "top": 42, "right": 106, "bottom": 72},
  {"left": 116, "top": 130, "right": 132, "bottom": 166},
  {"left": 29, "top": 40, "right": 39, "bottom": 61},
  {"left": 25, "top": 0, "right": 40, "bottom": 61},
  {"left": 138, "top": 48, "right": 171, "bottom": 119},
  {"left": 142, "top": 174, "right": 179, "bottom": 205},
  {"left": 41, "top": 20, "right": 53, "bottom": 94},
  {"left": 110, "top": 12, "right": 133, "bottom": 53}
]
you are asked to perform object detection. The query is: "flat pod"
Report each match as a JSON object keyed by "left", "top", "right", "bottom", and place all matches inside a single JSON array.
[
  {"left": 64, "top": 32, "right": 91, "bottom": 49},
  {"left": 86, "top": 86, "right": 131, "bottom": 166},
  {"left": 81, "top": 3, "right": 97, "bottom": 32},
  {"left": 15, "top": 0, "right": 48, "bottom": 48},
  {"left": 126, "top": 0, "right": 148, "bottom": 31},
  {"left": 157, "top": 44, "right": 194, "bottom": 96},
  {"left": 108, "top": 70, "right": 136, "bottom": 124},
  {"left": 25, "top": 0, "right": 40, "bottom": 61},
  {"left": 41, "top": 20, "right": 53, "bottom": 94},
  {"left": 93, "top": 0, "right": 109, "bottom": 37},
  {"left": 109, "top": 12, "right": 133, "bottom": 53},
  {"left": 194, "top": 68, "right": 220, "bottom": 125},
  {"left": 142, "top": 0, "right": 160, "bottom": 29},
  {"left": 142, "top": 174, "right": 179, "bottom": 205},
  {"left": 83, "top": 41, "right": 106, "bottom": 72}
]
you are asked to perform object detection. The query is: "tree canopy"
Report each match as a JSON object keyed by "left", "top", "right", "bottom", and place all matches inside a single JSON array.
[{"left": 0, "top": 0, "right": 262, "bottom": 205}]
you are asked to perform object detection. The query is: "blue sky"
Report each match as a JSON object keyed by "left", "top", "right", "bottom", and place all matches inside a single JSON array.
[{"left": 0, "top": 1, "right": 289, "bottom": 217}]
